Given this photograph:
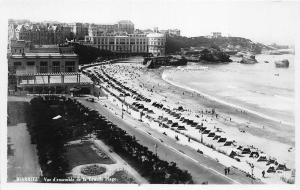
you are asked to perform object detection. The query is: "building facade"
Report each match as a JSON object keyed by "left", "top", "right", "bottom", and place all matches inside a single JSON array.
[
  {"left": 117, "top": 20, "right": 134, "bottom": 34},
  {"left": 9, "top": 23, "right": 73, "bottom": 46},
  {"left": 86, "top": 33, "right": 148, "bottom": 53},
  {"left": 212, "top": 32, "right": 222, "bottom": 38},
  {"left": 8, "top": 41, "right": 79, "bottom": 75},
  {"left": 147, "top": 33, "right": 166, "bottom": 56}
]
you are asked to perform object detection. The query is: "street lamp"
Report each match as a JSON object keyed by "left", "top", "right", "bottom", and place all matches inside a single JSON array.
[
  {"left": 154, "top": 143, "right": 158, "bottom": 156},
  {"left": 200, "top": 129, "right": 203, "bottom": 143}
]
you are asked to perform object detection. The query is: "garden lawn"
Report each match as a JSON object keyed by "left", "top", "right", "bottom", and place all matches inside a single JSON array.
[{"left": 65, "top": 142, "right": 115, "bottom": 171}]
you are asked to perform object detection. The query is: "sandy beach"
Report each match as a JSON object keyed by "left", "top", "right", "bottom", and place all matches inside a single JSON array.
[{"left": 86, "top": 57, "right": 295, "bottom": 183}]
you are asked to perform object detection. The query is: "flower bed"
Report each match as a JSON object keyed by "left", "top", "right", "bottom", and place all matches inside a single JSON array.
[{"left": 80, "top": 165, "right": 106, "bottom": 176}]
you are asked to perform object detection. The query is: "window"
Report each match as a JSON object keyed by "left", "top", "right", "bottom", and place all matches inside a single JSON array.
[
  {"left": 13, "top": 62, "right": 21, "bottom": 67},
  {"left": 52, "top": 61, "right": 60, "bottom": 73},
  {"left": 40, "top": 61, "right": 48, "bottom": 66},
  {"left": 40, "top": 61, "right": 48, "bottom": 73},
  {"left": 27, "top": 61, "right": 35, "bottom": 66},
  {"left": 65, "top": 61, "right": 75, "bottom": 72}
]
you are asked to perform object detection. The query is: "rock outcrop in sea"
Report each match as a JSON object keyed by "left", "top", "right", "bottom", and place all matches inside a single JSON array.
[
  {"left": 275, "top": 59, "right": 289, "bottom": 68},
  {"left": 199, "top": 48, "right": 232, "bottom": 63},
  {"left": 239, "top": 54, "right": 258, "bottom": 64}
]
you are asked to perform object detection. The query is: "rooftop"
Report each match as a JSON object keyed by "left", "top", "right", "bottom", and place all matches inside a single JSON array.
[
  {"left": 10, "top": 53, "right": 78, "bottom": 58},
  {"left": 147, "top": 33, "right": 165, "bottom": 38}
]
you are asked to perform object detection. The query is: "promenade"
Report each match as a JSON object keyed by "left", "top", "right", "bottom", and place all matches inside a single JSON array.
[{"left": 76, "top": 95, "right": 261, "bottom": 184}]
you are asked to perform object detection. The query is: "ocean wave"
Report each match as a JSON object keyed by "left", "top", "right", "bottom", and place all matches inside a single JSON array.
[{"left": 177, "top": 65, "right": 208, "bottom": 71}]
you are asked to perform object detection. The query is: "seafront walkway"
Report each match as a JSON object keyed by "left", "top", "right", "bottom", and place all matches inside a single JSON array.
[{"left": 76, "top": 96, "right": 262, "bottom": 184}]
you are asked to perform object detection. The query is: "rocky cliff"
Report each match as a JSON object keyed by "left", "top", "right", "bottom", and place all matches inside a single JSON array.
[{"left": 166, "top": 36, "right": 268, "bottom": 54}]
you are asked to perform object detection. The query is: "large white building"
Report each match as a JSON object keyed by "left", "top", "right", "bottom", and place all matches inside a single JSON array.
[
  {"left": 85, "top": 34, "right": 148, "bottom": 53},
  {"left": 85, "top": 32, "right": 166, "bottom": 56},
  {"left": 147, "top": 33, "right": 166, "bottom": 56}
]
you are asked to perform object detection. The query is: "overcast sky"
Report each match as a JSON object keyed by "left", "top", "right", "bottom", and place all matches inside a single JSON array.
[{"left": 1, "top": 0, "right": 300, "bottom": 45}]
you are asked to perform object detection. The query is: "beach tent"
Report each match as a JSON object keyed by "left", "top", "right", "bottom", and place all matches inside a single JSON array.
[
  {"left": 213, "top": 135, "right": 220, "bottom": 140},
  {"left": 137, "top": 105, "right": 144, "bottom": 109},
  {"left": 257, "top": 154, "right": 268, "bottom": 162},
  {"left": 177, "top": 126, "right": 186, "bottom": 130},
  {"left": 203, "top": 129, "right": 210, "bottom": 134},
  {"left": 276, "top": 163, "right": 288, "bottom": 171},
  {"left": 175, "top": 114, "right": 181, "bottom": 119},
  {"left": 267, "top": 164, "right": 276, "bottom": 173},
  {"left": 147, "top": 110, "right": 154, "bottom": 114},
  {"left": 224, "top": 141, "right": 233, "bottom": 146},
  {"left": 242, "top": 148, "right": 251, "bottom": 154},
  {"left": 267, "top": 158, "right": 278, "bottom": 166},
  {"left": 171, "top": 123, "right": 179, "bottom": 127},
  {"left": 228, "top": 149, "right": 238, "bottom": 158},
  {"left": 237, "top": 145, "right": 243, "bottom": 150},
  {"left": 178, "top": 106, "right": 184, "bottom": 111},
  {"left": 191, "top": 123, "right": 198, "bottom": 127},
  {"left": 249, "top": 151, "right": 259, "bottom": 158},
  {"left": 218, "top": 137, "right": 227, "bottom": 143},
  {"left": 196, "top": 125, "right": 202, "bottom": 129}
]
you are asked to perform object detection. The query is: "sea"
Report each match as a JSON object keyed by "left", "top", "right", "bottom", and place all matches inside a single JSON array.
[{"left": 162, "top": 54, "right": 294, "bottom": 126}]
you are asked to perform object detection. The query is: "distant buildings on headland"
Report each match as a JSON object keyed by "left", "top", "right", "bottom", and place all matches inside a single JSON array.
[
  {"left": 8, "top": 19, "right": 182, "bottom": 57},
  {"left": 206, "top": 32, "right": 222, "bottom": 39}
]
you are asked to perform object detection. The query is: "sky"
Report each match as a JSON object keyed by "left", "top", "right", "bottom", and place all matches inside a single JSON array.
[{"left": 1, "top": 0, "right": 300, "bottom": 45}]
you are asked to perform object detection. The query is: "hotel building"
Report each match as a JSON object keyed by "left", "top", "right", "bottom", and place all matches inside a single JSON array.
[
  {"left": 147, "top": 33, "right": 166, "bottom": 56},
  {"left": 85, "top": 32, "right": 166, "bottom": 56},
  {"left": 85, "top": 33, "right": 148, "bottom": 53}
]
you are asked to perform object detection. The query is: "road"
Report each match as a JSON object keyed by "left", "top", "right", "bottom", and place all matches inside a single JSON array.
[
  {"left": 77, "top": 97, "right": 261, "bottom": 184},
  {"left": 7, "top": 96, "right": 41, "bottom": 182}
]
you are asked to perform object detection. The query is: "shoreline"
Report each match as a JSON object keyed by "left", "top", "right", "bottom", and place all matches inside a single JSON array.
[
  {"left": 161, "top": 69, "right": 293, "bottom": 127},
  {"left": 143, "top": 67, "right": 294, "bottom": 146}
]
